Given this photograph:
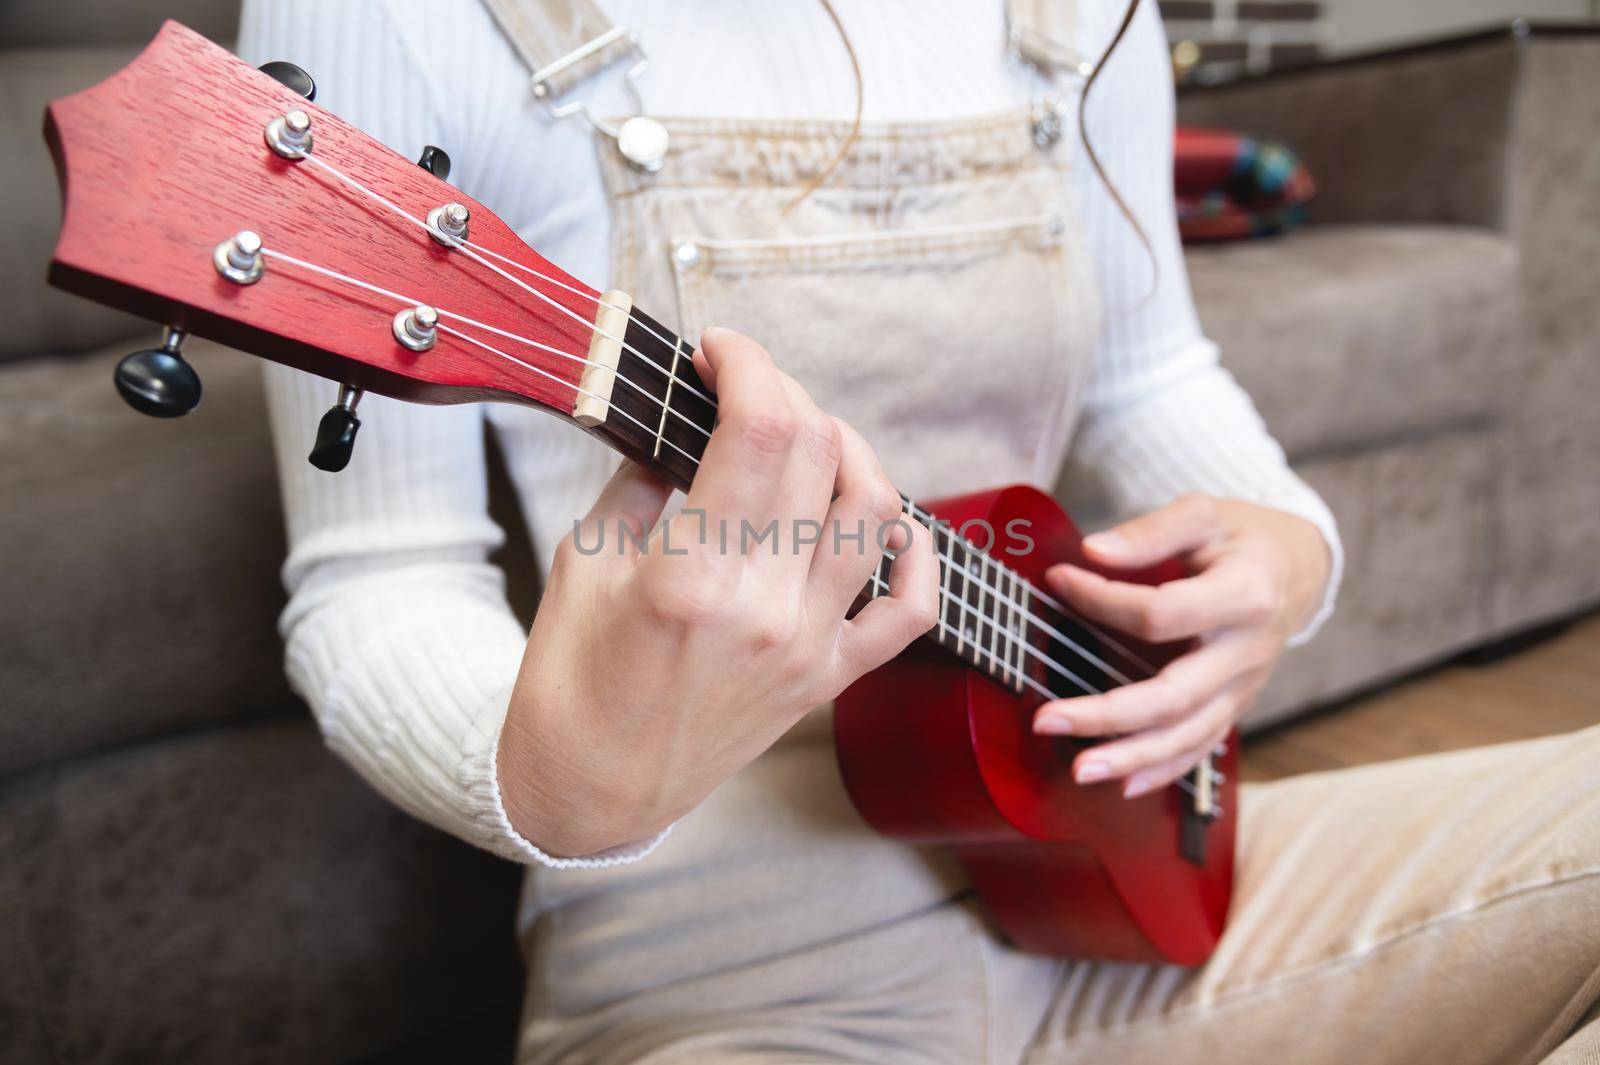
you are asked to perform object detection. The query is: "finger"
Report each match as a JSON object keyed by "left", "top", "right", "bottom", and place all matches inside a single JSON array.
[
  {"left": 1071, "top": 686, "right": 1241, "bottom": 788},
  {"left": 1122, "top": 720, "right": 1233, "bottom": 799},
  {"left": 835, "top": 513, "right": 939, "bottom": 677},
  {"left": 750, "top": 374, "right": 842, "bottom": 573},
  {"left": 577, "top": 460, "right": 674, "bottom": 550},
  {"left": 1081, "top": 494, "right": 1223, "bottom": 569},
  {"left": 808, "top": 419, "right": 899, "bottom": 615},
  {"left": 1033, "top": 631, "right": 1261, "bottom": 736},
  {"left": 1045, "top": 556, "right": 1277, "bottom": 644},
  {"left": 684, "top": 327, "right": 795, "bottom": 535}
]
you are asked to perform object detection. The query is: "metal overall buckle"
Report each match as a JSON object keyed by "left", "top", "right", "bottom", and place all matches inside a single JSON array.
[
  {"left": 1006, "top": 24, "right": 1093, "bottom": 149},
  {"left": 531, "top": 25, "right": 669, "bottom": 172}
]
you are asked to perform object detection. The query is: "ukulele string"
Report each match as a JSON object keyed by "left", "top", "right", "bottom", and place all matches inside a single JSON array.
[
  {"left": 260, "top": 240, "right": 1150, "bottom": 694},
  {"left": 278, "top": 156, "right": 1162, "bottom": 685},
  {"left": 291, "top": 148, "right": 1157, "bottom": 680},
  {"left": 291, "top": 148, "right": 1155, "bottom": 678},
  {"left": 264, "top": 249, "right": 1129, "bottom": 698}
]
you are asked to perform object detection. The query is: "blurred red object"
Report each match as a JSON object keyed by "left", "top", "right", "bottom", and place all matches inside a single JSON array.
[{"left": 1174, "top": 126, "right": 1316, "bottom": 243}]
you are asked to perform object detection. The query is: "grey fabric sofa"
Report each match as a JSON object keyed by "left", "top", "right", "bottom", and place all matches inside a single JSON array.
[{"left": 2, "top": 6, "right": 1596, "bottom": 1061}]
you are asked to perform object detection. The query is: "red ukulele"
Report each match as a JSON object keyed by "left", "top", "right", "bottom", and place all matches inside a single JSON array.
[{"left": 44, "top": 22, "right": 1235, "bottom": 965}]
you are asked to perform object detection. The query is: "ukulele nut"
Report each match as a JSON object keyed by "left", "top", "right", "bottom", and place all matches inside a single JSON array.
[
  {"left": 264, "top": 108, "right": 313, "bottom": 159},
  {"left": 392, "top": 304, "right": 439, "bottom": 352},
  {"left": 213, "top": 230, "right": 265, "bottom": 285},
  {"left": 427, "top": 203, "right": 470, "bottom": 247}
]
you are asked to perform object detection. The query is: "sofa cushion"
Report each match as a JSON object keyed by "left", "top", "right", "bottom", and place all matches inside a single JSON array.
[
  {"left": 0, "top": 336, "right": 291, "bottom": 777},
  {"left": 0, "top": 716, "right": 524, "bottom": 1063},
  {"left": 1248, "top": 425, "right": 1495, "bottom": 728},
  {"left": 0, "top": 46, "right": 152, "bottom": 361},
  {"left": 1188, "top": 224, "right": 1517, "bottom": 457}
]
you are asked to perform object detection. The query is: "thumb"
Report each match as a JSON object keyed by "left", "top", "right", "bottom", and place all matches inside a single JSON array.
[
  {"left": 1083, "top": 494, "right": 1223, "bottom": 568},
  {"left": 581, "top": 460, "right": 674, "bottom": 547}
]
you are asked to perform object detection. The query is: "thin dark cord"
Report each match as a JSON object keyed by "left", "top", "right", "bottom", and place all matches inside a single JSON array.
[
  {"left": 784, "top": 0, "right": 865, "bottom": 214},
  {"left": 1080, "top": 0, "right": 1159, "bottom": 302}
]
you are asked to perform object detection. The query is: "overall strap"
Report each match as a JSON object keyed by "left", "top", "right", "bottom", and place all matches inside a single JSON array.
[
  {"left": 1006, "top": 0, "right": 1090, "bottom": 76},
  {"left": 479, "top": 0, "right": 636, "bottom": 98}
]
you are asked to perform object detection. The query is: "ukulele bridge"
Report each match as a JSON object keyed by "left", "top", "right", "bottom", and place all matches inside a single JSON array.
[{"left": 1180, "top": 752, "right": 1223, "bottom": 866}]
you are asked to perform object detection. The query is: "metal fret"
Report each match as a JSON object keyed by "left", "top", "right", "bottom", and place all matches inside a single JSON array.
[
  {"left": 953, "top": 528, "right": 971, "bottom": 656},
  {"left": 1011, "top": 571, "right": 1031, "bottom": 694},
  {"left": 650, "top": 334, "right": 686, "bottom": 460},
  {"left": 980, "top": 552, "right": 1000, "bottom": 678},
  {"left": 997, "top": 562, "right": 1015, "bottom": 690},
  {"left": 938, "top": 522, "right": 955, "bottom": 651}
]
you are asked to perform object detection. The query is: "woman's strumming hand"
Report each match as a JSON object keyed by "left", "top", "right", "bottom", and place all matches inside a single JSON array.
[
  {"left": 1032, "top": 494, "right": 1332, "bottom": 797},
  {"left": 496, "top": 327, "right": 940, "bottom": 857}
]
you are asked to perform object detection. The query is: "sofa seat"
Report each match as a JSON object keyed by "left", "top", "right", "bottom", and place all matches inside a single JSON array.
[
  {"left": 1187, "top": 224, "right": 1518, "bottom": 458},
  {"left": 0, "top": 715, "right": 524, "bottom": 1063}
]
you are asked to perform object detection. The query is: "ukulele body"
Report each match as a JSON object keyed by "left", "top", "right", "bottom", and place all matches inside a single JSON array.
[{"left": 834, "top": 484, "right": 1238, "bottom": 965}]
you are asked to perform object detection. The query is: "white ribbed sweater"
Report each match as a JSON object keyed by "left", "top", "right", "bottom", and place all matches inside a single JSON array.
[{"left": 237, "top": 0, "right": 1342, "bottom": 867}]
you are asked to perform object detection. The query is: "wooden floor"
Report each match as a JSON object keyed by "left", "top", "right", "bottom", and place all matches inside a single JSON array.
[{"left": 1241, "top": 613, "right": 1600, "bottom": 783}]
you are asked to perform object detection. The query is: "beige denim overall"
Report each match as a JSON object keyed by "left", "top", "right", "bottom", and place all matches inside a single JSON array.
[{"left": 480, "top": 4, "right": 1600, "bottom": 1063}]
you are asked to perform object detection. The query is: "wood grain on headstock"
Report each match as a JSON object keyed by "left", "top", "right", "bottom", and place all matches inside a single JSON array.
[{"left": 45, "top": 20, "right": 599, "bottom": 413}]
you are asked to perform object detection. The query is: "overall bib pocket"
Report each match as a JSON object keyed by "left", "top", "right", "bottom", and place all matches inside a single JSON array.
[{"left": 668, "top": 213, "right": 1093, "bottom": 497}]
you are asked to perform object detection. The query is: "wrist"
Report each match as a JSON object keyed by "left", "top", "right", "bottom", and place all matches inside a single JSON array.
[
  {"left": 1276, "top": 509, "right": 1334, "bottom": 636},
  {"left": 494, "top": 691, "right": 678, "bottom": 859}
]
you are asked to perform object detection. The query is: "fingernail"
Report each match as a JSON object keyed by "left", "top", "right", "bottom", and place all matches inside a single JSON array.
[
  {"left": 1076, "top": 759, "right": 1111, "bottom": 785},
  {"left": 1035, "top": 714, "right": 1075, "bottom": 735},
  {"left": 1124, "top": 773, "right": 1159, "bottom": 799},
  {"left": 1083, "top": 532, "right": 1124, "bottom": 557}
]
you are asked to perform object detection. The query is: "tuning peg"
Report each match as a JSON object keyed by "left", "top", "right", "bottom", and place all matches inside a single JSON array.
[
  {"left": 114, "top": 328, "right": 202, "bottom": 418},
  {"left": 259, "top": 61, "right": 315, "bottom": 101},
  {"left": 416, "top": 145, "right": 451, "bottom": 181},
  {"left": 309, "top": 384, "right": 362, "bottom": 472}
]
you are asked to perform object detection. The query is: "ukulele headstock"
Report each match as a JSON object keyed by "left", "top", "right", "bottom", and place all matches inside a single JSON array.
[{"left": 45, "top": 20, "right": 602, "bottom": 418}]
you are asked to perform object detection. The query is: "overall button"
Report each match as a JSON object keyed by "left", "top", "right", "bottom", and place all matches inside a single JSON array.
[{"left": 618, "top": 116, "right": 670, "bottom": 172}]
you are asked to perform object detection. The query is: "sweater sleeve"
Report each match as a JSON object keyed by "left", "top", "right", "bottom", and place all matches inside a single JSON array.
[
  {"left": 237, "top": 0, "right": 668, "bottom": 867},
  {"left": 1063, "top": 0, "right": 1342, "bottom": 644}
]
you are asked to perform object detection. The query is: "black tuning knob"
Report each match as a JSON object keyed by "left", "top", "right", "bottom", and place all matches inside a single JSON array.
[
  {"left": 259, "top": 60, "right": 316, "bottom": 101},
  {"left": 416, "top": 145, "right": 451, "bottom": 181},
  {"left": 309, "top": 384, "right": 362, "bottom": 472},
  {"left": 114, "top": 328, "right": 202, "bottom": 418}
]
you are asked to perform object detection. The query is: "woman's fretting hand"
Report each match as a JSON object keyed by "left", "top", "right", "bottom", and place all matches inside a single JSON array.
[
  {"left": 1033, "top": 494, "right": 1332, "bottom": 797},
  {"left": 497, "top": 327, "right": 940, "bottom": 857}
]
